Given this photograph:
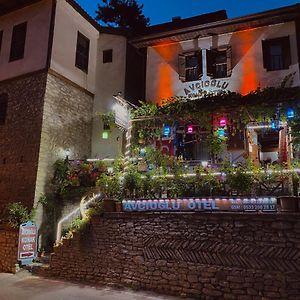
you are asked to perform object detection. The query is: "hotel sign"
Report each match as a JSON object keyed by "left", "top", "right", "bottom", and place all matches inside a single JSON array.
[
  {"left": 18, "top": 221, "right": 38, "bottom": 266},
  {"left": 183, "top": 79, "right": 230, "bottom": 99},
  {"left": 122, "top": 197, "right": 277, "bottom": 212}
]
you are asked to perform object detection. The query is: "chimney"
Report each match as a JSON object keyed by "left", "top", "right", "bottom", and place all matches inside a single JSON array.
[{"left": 172, "top": 16, "right": 181, "bottom": 22}]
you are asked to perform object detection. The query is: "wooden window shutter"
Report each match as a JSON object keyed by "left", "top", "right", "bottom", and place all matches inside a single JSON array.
[
  {"left": 262, "top": 39, "right": 270, "bottom": 70},
  {"left": 197, "top": 51, "right": 203, "bottom": 79},
  {"left": 282, "top": 36, "right": 291, "bottom": 69},
  {"left": 206, "top": 49, "right": 216, "bottom": 77},
  {"left": 226, "top": 46, "right": 232, "bottom": 77},
  {"left": 178, "top": 54, "right": 186, "bottom": 82}
]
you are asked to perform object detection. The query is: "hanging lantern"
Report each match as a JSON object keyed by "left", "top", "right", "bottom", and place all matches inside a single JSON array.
[
  {"left": 163, "top": 124, "right": 171, "bottom": 137},
  {"left": 102, "top": 131, "right": 109, "bottom": 139},
  {"left": 218, "top": 128, "right": 225, "bottom": 137},
  {"left": 287, "top": 108, "right": 295, "bottom": 119},
  {"left": 140, "top": 147, "right": 146, "bottom": 156},
  {"left": 219, "top": 117, "right": 227, "bottom": 127},
  {"left": 271, "top": 120, "right": 277, "bottom": 130},
  {"left": 187, "top": 125, "right": 194, "bottom": 134}
]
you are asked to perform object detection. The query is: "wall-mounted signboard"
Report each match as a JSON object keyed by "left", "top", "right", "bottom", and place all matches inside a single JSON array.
[
  {"left": 122, "top": 197, "right": 277, "bottom": 212},
  {"left": 18, "top": 221, "right": 38, "bottom": 266}
]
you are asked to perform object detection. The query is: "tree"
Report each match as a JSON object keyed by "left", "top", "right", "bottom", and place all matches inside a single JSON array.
[{"left": 95, "top": 0, "right": 150, "bottom": 33}]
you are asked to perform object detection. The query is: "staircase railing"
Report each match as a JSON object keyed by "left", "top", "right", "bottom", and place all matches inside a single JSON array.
[{"left": 56, "top": 192, "right": 102, "bottom": 244}]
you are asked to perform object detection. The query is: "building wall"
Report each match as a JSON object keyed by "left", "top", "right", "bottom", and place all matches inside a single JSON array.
[
  {"left": 0, "top": 72, "right": 47, "bottom": 217},
  {"left": 91, "top": 34, "right": 127, "bottom": 159},
  {"left": 50, "top": 0, "right": 98, "bottom": 94},
  {"left": 0, "top": 226, "right": 18, "bottom": 273},
  {"left": 34, "top": 72, "right": 93, "bottom": 223},
  {"left": 0, "top": 0, "right": 52, "bottom": 82},
  {"left": 49, "top": 212, "right": 300, "bottom": 299},
  {"left": 146, "top": 21, "right": 300, "bottom": 103}
]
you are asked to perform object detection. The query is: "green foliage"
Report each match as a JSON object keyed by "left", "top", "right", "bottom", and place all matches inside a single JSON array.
[
  {"left": 6, "top": 202, "right": 35, "bottom": 228},
  {"left": 225, "top": 167, "right": 254, "bottom": 196},
  {"left": 95, "top": 0, "right": 150, "bottom": 33},
  {"left": 123, "top": 169, "right": 142, "bottom": 198},
  {"left": 96, "top": 173, "right": 122, "bottom": 200}
]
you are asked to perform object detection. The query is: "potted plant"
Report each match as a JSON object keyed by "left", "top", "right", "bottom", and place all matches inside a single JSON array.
[{"left": 96, "top": 173, "right": 122, "bottom": 212}]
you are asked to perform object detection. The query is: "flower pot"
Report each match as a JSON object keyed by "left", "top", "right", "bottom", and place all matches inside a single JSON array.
[
  {"left": 279, "top": 196, "right": 298, "bottom": 212},
  {"left": 103, "top": 199, "right": 116, "bottom": 212}
]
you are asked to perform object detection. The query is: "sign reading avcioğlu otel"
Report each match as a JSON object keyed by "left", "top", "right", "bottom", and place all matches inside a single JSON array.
[
  {"left": 183, "top": 79, "right": 230, "bottom": 99},
  {"left": 122, "top": 197, "right": 277, "bottom": 212},
  {"left": 18, "top": 221, "right": 38, "bottom": 266}
]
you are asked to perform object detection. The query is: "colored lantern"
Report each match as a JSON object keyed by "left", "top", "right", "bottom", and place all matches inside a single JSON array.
[
  {"left": 218, "top": 128, "right": 225, "bottom": 137},
  {"left": 219, "top": 117, "right": 227, "bottom": 127},
  {"left": 140, "top": 148, "right": 146, "bottom": 156},
  {"left": 287, "top": 108, "right": 295, "bottom": 119},
  {"left": 163, "top": 124, "right": 171, "bottom": 137},
  {"left": 102, "top": 131, "right": 109, "bottom": 139},
  {"left": 271, "top": 120, "right": 277, "bottom": 130},
  {"left": 187, "top": 125, "right": 193, "bottom": 134}
]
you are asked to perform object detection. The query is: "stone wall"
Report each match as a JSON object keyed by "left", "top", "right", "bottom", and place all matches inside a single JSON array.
[
  {"left": 34, "top": 71, "right": 94, "bottom": 227},
  {"left": 0, "top": 226, "right": 19, "bottom": 273},
  {"left": 0, "top": 71, "right": 47, "bottom": 217},
  {"left": 49, "top": 212, "right": 300, "bottom": 299}
]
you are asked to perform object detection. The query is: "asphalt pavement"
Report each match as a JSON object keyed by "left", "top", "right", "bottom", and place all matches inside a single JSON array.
[{"left": 0, "top": 270, "right": 188, "bottom": 300}]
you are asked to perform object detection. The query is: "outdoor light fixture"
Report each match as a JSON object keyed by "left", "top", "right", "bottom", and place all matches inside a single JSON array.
[
  {"left": 163, "top": 124, "right": 171, "bottom": 137},
  {"left": 287, "top": 108, "right": 295, "bottom": 119},
  {"left": 187, "top": 125, "right": 193, "bottom": 134},
  {"left": 201, "top": 161, "right": 208, "bottom": 168},
  {"left": 102, "top": 131, "right": 109, "bottom": 139},
  {"left": 218, "top": 128, "right": 225, "bottom": 137},
  {"left": 219, "top": 117, "right": 227, "bottom": 127},
  {"left": 140, "top": 147, "right": 146, "bottom": 156}
]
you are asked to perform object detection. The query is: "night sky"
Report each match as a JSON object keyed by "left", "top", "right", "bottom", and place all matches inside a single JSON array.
[{"left": 76, "top": 0, "right": 299, "bottom": 25}]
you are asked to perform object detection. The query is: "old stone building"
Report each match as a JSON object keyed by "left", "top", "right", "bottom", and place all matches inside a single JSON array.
[
  {"left": 1, "top": 0, "right": 300, "bottom": 225},
  {"left": 0, "top": 0, "right": 129, "bottom": 220}
]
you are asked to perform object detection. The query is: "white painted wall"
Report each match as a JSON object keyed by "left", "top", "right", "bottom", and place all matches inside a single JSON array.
[
  {"left": 91, "top": 33, "right": 127, "bottom": 159},
  {"left": 50, "top": 0, "right": 99, "bottom": 94},
  {"left": 145, "top": 21, "right": 300, "bottom": 103},
  {"left": 0, "top": 0, "right": 52, "bottom": 81}
]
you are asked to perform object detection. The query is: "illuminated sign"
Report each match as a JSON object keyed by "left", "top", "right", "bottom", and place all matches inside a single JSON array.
[
  {"left": 18, "top": 221, "right": 38, "bottom": 266},
  {"left": 122, "top": 197, "right": 277, "bottom": 212},
  {"left": 183, "top": 79, "right": 230, "bottom": 99}
]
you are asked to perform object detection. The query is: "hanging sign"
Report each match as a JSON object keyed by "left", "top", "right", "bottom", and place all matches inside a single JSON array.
[
  {"left": 18, "top": 221, "right": 38, "bottom": 265},
  {"left": 113, "top": 102, "right": 130, "bottom": 130},
  {"left": 122, "top": 197, "right": 277, "bottom": 212}
]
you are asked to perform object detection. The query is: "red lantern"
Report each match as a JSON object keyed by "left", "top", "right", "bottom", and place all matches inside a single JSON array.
[
  {"left": 187, "top": 125, "right": 193, "bottom": 134},
  {"left": 219, "top": 117, "right": 227, "bottom": 127}
]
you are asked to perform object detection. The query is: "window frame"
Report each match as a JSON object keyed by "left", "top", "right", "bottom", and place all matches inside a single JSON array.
[
  {"left": 103, "top": 49, "right": 113, "bottom": 64},
  {"left": 178, "top": 51, "right": 202, "bottom": 82},
  {"left": 0, "top": 30, "right": 3, "bottom": 54},
  {"left": 207, "top": 46, "right": 232, "bottom": 79},
  {"left": 0, "top": 94, "right": 8, "bottom": 125},
  {"left": 9, "top": 22, "right": 27, "bottom": 62},
  {"left": 262, "top": 36, "right": 291, "bottom": 72},
  {"left": 75, "top": 31, "right": 90, "bottom": 73}
]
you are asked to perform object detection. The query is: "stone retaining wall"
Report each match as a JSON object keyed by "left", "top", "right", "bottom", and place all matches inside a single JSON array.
[
  {"left": 0, "top": 226, "right": 19, "bottom": 273},
  {"left": 49, "top": 213, "right": 300, "bottom": 299}
]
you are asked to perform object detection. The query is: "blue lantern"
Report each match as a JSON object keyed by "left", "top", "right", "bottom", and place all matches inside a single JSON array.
[
  {"left": 271, "top": 120, "right": 277, "bottom": 130},
  {"left": 287, "top": 108, "right": 295, "bottom": 119},
  {"left": 163, "top": 124, "right": 171, "bottom": 137},
  {"left": 218, "top": 128, "right": 225, "bottom": 137}
]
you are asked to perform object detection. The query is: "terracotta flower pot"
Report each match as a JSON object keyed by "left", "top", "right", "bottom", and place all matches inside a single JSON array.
[
  {"left": 103, "top": 199, "right": 116, "bottom": 212},
  {"left": 115, "top": 202, "right": 122, "bottom": 212},
  {"left": 279, "top": 196, "right": 298, "bottom": 212}
]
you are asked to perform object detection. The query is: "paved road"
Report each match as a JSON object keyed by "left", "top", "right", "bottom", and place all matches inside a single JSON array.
[{"left": 0, "top": 271, "right": 188, "bottom": 300}]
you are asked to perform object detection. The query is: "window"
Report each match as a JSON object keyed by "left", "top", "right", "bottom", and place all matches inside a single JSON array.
[
  {"left": 207, "top": 47, "right": 232, "bottom": 78},
  {"left": 178, "top": 51, "right": 202, "bottom": 82},
  {"left": 103, "top": 49, "right": 113, "bottom": 63},
  {"left": 0, "top": 94, "right": 8, "bottom": 125},
  {"left": 0, "top": 31, "right": 3, "bottom": 54},
  {"left": 262, "top": 36, "right": 291, "bottom": 71},
  {"left": 10, "top": 22, "right": 27, "bottom": 62},
  {"left": 75, "top": 32, "right": 90, "bottom": 73}
]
